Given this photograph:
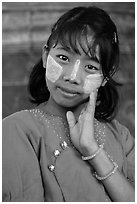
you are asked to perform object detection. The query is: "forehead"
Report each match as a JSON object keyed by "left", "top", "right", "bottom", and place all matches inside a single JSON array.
[{"left": 50, "top": 23, "right": 100, "bottom": 58}]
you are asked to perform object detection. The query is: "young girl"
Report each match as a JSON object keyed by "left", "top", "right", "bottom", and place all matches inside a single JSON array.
[{"left": 2, "top": 6, "right": 135, "bottom": 202}]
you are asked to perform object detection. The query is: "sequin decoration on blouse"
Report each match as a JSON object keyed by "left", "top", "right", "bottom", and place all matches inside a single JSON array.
[
  {"left": 28, "top": 108, "right": 106, "bottom": 171},
  {"left": 48, "top": 165, "right": 55, "bottom": 172},
  {"left": 27, "top": 109, "right": 111, "bottom": 201},
  {"left": 54, "top": 149, "right": 61, "bottom": 157},
  {"left": 60, "top": 141, "right": 68, "bottom": 149},
  {"left": 29, "top": 108, "right": 106, "bottom": 145}
]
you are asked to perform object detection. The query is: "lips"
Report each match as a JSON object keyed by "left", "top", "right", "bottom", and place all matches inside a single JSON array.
[
  {"left": 57, "top": 87, "right": 80, "bottom": 98},
  {"left": 58, "top": 86, "right": 80, "bottom": 94}
]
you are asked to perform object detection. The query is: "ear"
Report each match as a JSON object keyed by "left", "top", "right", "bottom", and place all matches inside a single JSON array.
[{"left": 42, "top": 44, "right": 49, "bottom": 68}]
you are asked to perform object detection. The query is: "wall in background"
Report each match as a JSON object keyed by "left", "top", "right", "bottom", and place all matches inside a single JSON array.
[{"left": 2, "top": 2, "right": 135, "bottom": 136}]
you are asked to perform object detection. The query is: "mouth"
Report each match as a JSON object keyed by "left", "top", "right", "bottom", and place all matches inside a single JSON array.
[{"left": 57, "top": 87, "right": 79, "bottom": 98}]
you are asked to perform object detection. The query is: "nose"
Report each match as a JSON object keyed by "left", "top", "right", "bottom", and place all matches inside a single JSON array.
[{"left": 63, "top": 60, "right": 81, "bottom": 84}]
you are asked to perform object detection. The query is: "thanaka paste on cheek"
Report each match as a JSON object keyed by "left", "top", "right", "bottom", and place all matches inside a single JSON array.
[
  {"left": 83, "top": 74, "right": 103, "bottom": 94},
  {"left": 46, "top": 55, "right": 63, "bottom": 83}
]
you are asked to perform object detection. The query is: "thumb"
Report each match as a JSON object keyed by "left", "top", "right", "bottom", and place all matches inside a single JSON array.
[{"left": 66, "top": 111, "right": 76, "bottom": 131}]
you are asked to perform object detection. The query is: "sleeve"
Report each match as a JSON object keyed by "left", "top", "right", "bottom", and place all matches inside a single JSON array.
[
  {"left": 2, "top": 115, "right": 44, "bottom": 201},
  {"left": 2, "top": 117, "right": 22, "bottom": 201},
  {"left": 121, "top": 125, "right": 135, "bottom": 186}
]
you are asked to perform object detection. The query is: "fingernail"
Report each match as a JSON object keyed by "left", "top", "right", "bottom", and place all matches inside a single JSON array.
[{"left": 66, "top": 111, "right": 71, "bottom": 119}]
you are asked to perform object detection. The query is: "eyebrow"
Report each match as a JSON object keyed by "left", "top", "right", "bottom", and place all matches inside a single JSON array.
[
  {"left": 56, "top": 46, "right": 72, "bottom": 53},
  {"left": 83, "top": 54, "right": 100, "bottom": 64}
]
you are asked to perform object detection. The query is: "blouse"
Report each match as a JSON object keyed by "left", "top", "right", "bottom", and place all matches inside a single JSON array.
[{"left": 2, "top": 109, "right": 135, "bottom": 202}]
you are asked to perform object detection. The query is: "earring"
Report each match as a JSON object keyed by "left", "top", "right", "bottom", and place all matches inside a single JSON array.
[
  {"left": 112, "top": 32, "right": 117, "bottom": 44},
  {"left": 101, "top": 78, "right": 108, "bottom": 86},
  {"left": 43, "top": 44, "right": 49, "bottom": 50}
]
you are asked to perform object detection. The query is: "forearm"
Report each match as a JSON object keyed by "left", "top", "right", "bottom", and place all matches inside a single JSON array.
[{"left": 86, "top": 145, "right": 135, "bottom": 202}]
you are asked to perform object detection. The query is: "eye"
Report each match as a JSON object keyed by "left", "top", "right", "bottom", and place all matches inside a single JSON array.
[
  {"left": 57, "top": 55, "right": 69, "bottom": 62},
  {"left": 85, "top": 65, "right": 98, "bottom": 71}
]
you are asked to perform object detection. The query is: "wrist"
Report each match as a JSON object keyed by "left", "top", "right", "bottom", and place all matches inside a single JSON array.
[
  {"left": 82, "top": 144, "right": 104, "bottom": 161},
  {"left": 88, "top": 148, "right": 115, "bottom": 177},
  {"left": 81, "top": 141, "right": 99, "bottom": 156}
]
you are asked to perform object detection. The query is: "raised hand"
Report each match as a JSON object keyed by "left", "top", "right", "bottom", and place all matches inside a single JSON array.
[{"left": 66, "top": 91, "right": 99, "bottom": 156}]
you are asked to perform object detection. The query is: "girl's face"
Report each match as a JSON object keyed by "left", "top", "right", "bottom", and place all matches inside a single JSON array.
[{"left": 43, "top": 43, "right": 104, "bottom": 108}]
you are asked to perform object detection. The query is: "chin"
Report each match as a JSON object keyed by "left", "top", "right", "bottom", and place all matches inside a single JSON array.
[{"left": 55, "top": 97, "right": 89, "bottom": 109}]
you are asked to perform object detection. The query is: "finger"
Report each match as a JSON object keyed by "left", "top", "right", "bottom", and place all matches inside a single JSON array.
[
  {"left": 86, "top": 91, "right": 98, "bottom": 115},
  {"left": 66, "top": 111, "right": 76, "bottom": 130},
  {"left": 78, "top": 107, "right": 85, "bottom": 123},
  {"left": 66, "top": 111, "right": 79, "bottom": 148},
  {"left": 82, "top": 98, "right": 95, "bottom": 141}
]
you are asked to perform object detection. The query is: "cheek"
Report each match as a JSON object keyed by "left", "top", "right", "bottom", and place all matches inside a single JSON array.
[
  {"left": 83, "top": 74, "right": 103, "bottom": 94},
  {"left": 46, "top": 55, "right": 63, "bottom": 83}
]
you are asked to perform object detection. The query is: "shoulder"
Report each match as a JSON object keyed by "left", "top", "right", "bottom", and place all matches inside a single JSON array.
[
  {"left": 3, "top": 110, "right": 33, "bottom": 126},
  {"left": 106, "top": 119, "right": 126, "bottom": 132},
  {"left": 3, "top": 110, "right": 29, "bottom": 136},
  {"left": 108, "top": 119, "right": 133, "bottom": 139},
  {"left": 106, "top": 119, "right": 134, "bottom": 154},
  {"left": 2, "top": 109, "right": 43, "bottom": 152},
  {"left": 3, "top": 109, "right": 40, "bottom": 133}
]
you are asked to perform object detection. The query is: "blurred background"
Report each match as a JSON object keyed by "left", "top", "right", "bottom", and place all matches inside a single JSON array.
[{"left": 2, "top": 2, "right": 135, "bottom": 137}]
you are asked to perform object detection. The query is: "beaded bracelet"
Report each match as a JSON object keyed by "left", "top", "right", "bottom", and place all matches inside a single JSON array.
[
  {"left": 94, "top": 161, "right": 118, "bottom": 181},
  {"left": 81, "top": 143, "right": 104, "bottom": 161}
]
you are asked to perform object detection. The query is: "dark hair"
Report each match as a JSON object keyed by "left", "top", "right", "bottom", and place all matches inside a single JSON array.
[{"left": 28, "top": 6, "right": 121, "bottom": 122}]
